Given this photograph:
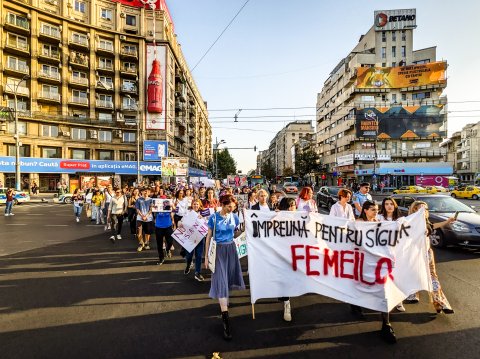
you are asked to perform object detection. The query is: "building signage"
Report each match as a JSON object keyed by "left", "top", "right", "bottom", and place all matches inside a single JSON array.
[
  {"left": 0, "top": 157, "right": 162, "bottom": 175},
  {"left": 374, "top": 9, "right": 416, "bottom": 31},
  {"left": 143, "top": 140, "right": 168, "bottom": 161},
  {"left": 161, "top": 157, "right": 189, "bottom": 176},
  {"left": 356, "top": 62, "right": 446, "bottom": 89},
  {"left": 354, "top": 153, "right": 391, "bottom": 161},
  {"left": 145, "top": 44, "right": 167, "bottom": 130},
  {"left": 355, "top": 106, "right": 446, "bottom": 140},
  {"left": 337, "top": 154, "right": 354, "bottom": 167}
]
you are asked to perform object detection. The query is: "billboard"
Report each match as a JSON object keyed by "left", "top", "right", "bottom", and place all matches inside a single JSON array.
[
  {"left": 374, "top": 9, "right": 416, "bottom": 31},
  {"left": 357, "top": 62, "right": 446, "bottom": 89},
  {"left": 145, "top": 44, "right": 167, "bottom": 130},
  {"left": 161, "top": 157, "right": 188, "bottom": 176},
  {"left": 143, "top": 140, "right": 168, "bottom": 161},
  {"left": 355, "top": 106, "right": 446, "bottom": 139}
]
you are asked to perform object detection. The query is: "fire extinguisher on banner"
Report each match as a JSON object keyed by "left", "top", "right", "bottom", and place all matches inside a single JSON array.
[{"left": 147, "top": 59, "right": 163, "bottom": 113}]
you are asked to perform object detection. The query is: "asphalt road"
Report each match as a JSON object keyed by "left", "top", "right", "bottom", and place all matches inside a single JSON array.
[{"left": 1, "top": 202, "right": 480, "bottom": 359}]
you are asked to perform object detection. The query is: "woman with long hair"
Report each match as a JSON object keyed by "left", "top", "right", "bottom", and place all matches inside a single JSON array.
[
  {"left": 407, "top": 201, "right": 455, "bottom": 314},
  {"left": 296, "top": 186, "right": 318, "bottom": 213},
  {"left": 173, "top": 189, "right": 189, "bottom": 227},
  {"left": 245, "top": 190, "right": 257, "bottom": 209},
  {"left": 127, "top": 188, "right": 140, "bottom": 240},
  {"left": 72, "top": 188, "right": 84, "bottom": 223},
  {"left": 204, "top": 195, "right": 245, "bottom": 340},
  {"left": 202, "top": 187, "right": 219, "bottom": 209},
  {"left": 378, "top": 197, "right": 402, "bottom": 221},
  {"left": 329, "top": 188, "right": 354, "bottom": 220}
]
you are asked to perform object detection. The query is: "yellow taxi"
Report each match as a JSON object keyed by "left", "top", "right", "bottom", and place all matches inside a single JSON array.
[
  {"left": 424, "top": 186, "right": 448, "bottom": 194},
  {"left": 451, "top": 186, "right": 480, "bottom": 200},
  {"left": 393, "top": 185, "right": 427, "bottom": 194}
]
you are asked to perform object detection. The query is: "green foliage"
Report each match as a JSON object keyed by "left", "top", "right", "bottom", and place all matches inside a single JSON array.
[
  {"left": 295, "top": 150, "right": 320, "bottom": 175},
  {"left": 216, "top": 148, "right": 237, "bottom": 178},
  {"left": 283, "top": 167, "right": 294, "bottom": 177},
  {"left": 261, "top": 159, "right": 276, "bottom": 181}
]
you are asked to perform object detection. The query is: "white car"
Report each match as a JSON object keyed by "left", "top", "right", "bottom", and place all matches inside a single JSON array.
[{"left": 0, "top": 188, "right": 31, "bottom": 205}]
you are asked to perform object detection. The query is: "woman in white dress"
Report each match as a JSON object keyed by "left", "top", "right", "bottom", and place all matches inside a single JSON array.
[{"left": 329, "top": 188, "right": 354, "bottom": 220}]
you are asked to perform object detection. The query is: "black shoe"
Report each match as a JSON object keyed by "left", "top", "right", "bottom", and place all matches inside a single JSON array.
[
  {"left": 437, "top": 308, "right": 455, "bottom": 314},
  {"left": 156, "top": 259, "right": 165, "bottom": 266},
  {"left": 350, "top": 305, "right": 366, "bottom": 320},
  {"left": 195, "top": 273, "right": 205, "bottom": 282},
  {"left": 221, "top": 311, "right": 232, "bottom": 341},
  {"left": 184, "top": 265, "right": 191, "bottom": 275},
  {"left": 380, "top": 322, "right": 397, "bottom": 344}
]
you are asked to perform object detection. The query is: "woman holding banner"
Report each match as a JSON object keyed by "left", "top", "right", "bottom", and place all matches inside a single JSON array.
[
  {"left": 251, "top": 189, "right": 272, "bottom": 211},
  {"left": 407, "top": 201, "right": 455, "bottom": 314},
  {"left": 296, "top": 187, "right": 318, "bottom": 213},
  {"left": 355, "top": 200, "right": 397, "bottom": 344},
  {"left": 329, "top": 188, "right": 355, "bottom": 220},
  {"left": 204, "top": 194, "right": 245, "bottom": 340}
]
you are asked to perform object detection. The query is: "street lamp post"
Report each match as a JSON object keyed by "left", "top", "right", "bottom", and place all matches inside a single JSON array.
[
  {"left": 5, "top": 75, "right": 29, "bottom": 191},
  {"left": 125, "top": 94, "right": 141, "bottom": 185}
]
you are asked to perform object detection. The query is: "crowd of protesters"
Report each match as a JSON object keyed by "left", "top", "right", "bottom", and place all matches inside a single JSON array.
[{"left": 65, "top": 180, "right": 455, "bottom": 344}]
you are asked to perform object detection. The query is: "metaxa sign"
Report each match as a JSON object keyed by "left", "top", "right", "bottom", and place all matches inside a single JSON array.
[{"left": 374, "top": 9, "right": 416, "bottom": 31}]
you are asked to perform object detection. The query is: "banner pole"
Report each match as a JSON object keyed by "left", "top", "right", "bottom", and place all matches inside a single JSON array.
[{"left": 251, "top": 304, "right": 255, "bottom": 319}]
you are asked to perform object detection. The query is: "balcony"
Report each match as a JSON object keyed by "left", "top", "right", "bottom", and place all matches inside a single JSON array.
[
  {"left": 38, "top": 91, "right": 61, "bottom": 102},
  {"left": 69, "top": 53, "right": 89, "bottom": 68},
  {"left": 69, "top": 96, "right": 89, "bottom": 106},
  {"left": 96, "top": 81, "right": 114, "bottom": 92},
  {"left": 96, "top": 43, "right": 115, "bottom": 56},
  {"left": 121, "top": 84, "right": 137, "bottom": 94},
  {"left": 39, "top": 27, "right": 61, "bottom": 42},
  {"left": 5, "top": 40, "right": 30, "bottom": 55},
  {"left": 120, "top": 47, "right": 138, "bottom": 59},
  {"left": 390, "top": 148, "right": 447, "bottom": 158},
  {"left": 4, "top": 85, "right": 30, "bottom": 97},
  {"left": 96, "top": 63, "right": 114, "bottom": 73},
  {"left": 96, "top": 100, "right": 114, "bottom": 109},
  {"left": 120, "top": 66, "right": 137, "bottom": 77},
  {"left": 69, "top": 36, "right": 89, "bottom": 49},
  {"left": 121, "top": 103, "right": 137, "bottom": 111},
  {"left": 5, "top": 15, "right": 30, "bottom": 34},
  {"left": 38, "top": 50, "right": 61, "bottom": 62},
  {"left": 69, "top": 76, "right": 89, "bottom": 87},
  {"left": 4, "top": 62, "right": 28, "bottom": 78},
  {"left": 175, "top": 131, "right": 187, "bottom": 143},
  {"left": 38, "top": 70, "right": 61, "bottom": 82}
]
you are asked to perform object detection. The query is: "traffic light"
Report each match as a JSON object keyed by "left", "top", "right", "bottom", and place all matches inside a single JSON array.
[{"left": 254, "top": 146, "right": 257, "bottom": 151}]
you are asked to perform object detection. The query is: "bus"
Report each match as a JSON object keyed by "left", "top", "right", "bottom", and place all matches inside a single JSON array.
[
  {"left": 248, "top": 175, "right": 267, "bottom": 187},
  {"left": 283, "top": 176, "right": 300, "bottom": 187}
]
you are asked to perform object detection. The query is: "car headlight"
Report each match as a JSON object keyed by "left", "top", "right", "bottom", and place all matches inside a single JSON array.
[{"left": 451, "top": 222, "right": 471, "bottom": 233}]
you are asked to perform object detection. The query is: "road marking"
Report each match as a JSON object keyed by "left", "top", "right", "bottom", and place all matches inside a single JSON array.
[
  {"left": 44, "top": 224, "right": 69, "bottom": 227},
  {"left": 5, "top": 224, "right": 27, "bottom": 226},
  {"left": 28, "top": 214, "right": 45, "bottom": 216}
]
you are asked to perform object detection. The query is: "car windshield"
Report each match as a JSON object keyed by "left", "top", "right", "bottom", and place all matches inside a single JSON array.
[
  {"left": 419, "top": 196, "right": 475, "bottom": 213},
  {"left": 328, "top": 187, "right": 340, "bottom": 195},
  {"left": 284, "top": 183, "right": 293, "bottom": 186}
]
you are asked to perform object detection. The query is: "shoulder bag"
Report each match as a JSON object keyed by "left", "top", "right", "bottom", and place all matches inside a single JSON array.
[{"left": 207, "top": 212, "right": 217, "bottom": 273}]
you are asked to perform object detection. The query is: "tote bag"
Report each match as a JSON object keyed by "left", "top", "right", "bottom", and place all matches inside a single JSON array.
[{"left": 207, "top": 212, "right": 217, "bottom": 273}]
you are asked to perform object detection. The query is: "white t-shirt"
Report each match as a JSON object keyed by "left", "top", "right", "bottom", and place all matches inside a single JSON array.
[
  {"left": 296, "top": 198, "right": 318, "bottom": 213},
  {"left": 259, "top": 203, "right": 271, "bottom": 212},
  {"left": 175, "top": 198, "right": 190, "bottom": 217},
  {"left": 329, "top": 201, "right": 355, "bottom": 220}
]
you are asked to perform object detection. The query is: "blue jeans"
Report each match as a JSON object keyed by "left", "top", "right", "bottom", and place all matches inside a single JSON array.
[
  {"left": 185, "top": 238, "right": 205, "bottom": 274},
  {"left": 73, "top": 205, "right": 83, "bottom": 218},
  {"left": 5, "top": 201, "right": 13, "bottom": 214}
]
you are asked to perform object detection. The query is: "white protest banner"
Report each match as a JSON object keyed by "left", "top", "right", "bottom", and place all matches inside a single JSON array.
[
  {"left": 171, "top": 211, "right": 209, "bottom": 252},
  {"left": 152, "top": 198, "right": 173, "bottom": 212},
  {"left": 245, "top": 209, "right": 430, "bottom": 312},
  {"left": 234, "top": 232, "right": 248, "bottom": 259}
]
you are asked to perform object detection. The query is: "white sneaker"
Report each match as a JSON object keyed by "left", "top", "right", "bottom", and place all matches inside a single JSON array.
[
  {"left": 109, "top": 235, "right": 116, "bottom": 243},
  {"left": 283, "top": 300, "right": 292, "bottom": 322},
  {"left": 396, "top": 303, "right": 406, "bottom": 312},
  {"left": 116, "top": 234, "right": 122, "bottom": 240},
  {"left": 4, "top": 213, "right": 8, "bottom": 216},
  {"left": 9, "top": 213, "right": 14, "bottom": 216},
  {"left": 137, "top": 243, "right": 144, "bottom": 252},
  {"left": 76, "top": 217, "right": 80, "bottom": 222}
]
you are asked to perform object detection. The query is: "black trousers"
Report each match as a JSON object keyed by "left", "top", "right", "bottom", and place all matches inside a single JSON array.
[
  {"left": 155, "top": 226, "right": 174, "bottom": 261},
  {"left": 128, "top": 208, "right": 137, "bottom": 234}
]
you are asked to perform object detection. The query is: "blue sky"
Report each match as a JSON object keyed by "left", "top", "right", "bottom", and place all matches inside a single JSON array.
[{"left": 167, "top": 0, "right": 480, "bottom": 173}]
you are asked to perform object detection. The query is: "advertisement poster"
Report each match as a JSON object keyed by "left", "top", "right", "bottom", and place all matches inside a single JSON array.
[
  {"left": 97, "top": 176, "right": 112, "bottom": 190},
  {"left": 415, "top": 175, "right": 449, "bottom": 187},
  {"left": 356, "top": 61, "right": 446, "bottom": 89},
  {"left": 152, "top": 198, "right": 173, "bottom": 212},
  {"left": 356, "top": 105, "right": 446, "bottom": 139},
  {"left": 143, "top": 140, "right": 168, "bottom": 161},
  {"left": 227, "top": 175, "right": 248, "bottom": 188},
  {"left": 161, "top": 157, "right": 188, "bottom": 176},
  {"left": 145, "top": 44, "right": 167, "bottom": 130}
]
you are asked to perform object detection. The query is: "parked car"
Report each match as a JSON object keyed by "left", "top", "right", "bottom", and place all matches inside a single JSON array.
[
  {"left": 0, "top": 188, "right": 31, "bottom": 205},
  {"left": 283, "top": 182, "right": 298, "bottom": 194},
  {"left": 57, "top": 193, "right": 74, "bottom": 204},
  {"left": 451, "top": 186, "right": 480, "bottom": 200},
  {"left": 393, "top": 185, "right": 427, "bottom": 194},
  {"left": 392, "top": 194, "right": 480, "bottom": 248},
  {"left": 424, "top": 186, "right": 448, "bottom": 194},
  {"left": 316, "top": 186, "right": 349, "bottom": 210}
]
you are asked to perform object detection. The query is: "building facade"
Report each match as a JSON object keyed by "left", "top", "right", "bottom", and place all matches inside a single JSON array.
[
  {"left": 455, "top": 122, "right": 480, "bottom": 183},
  {"left": 261, "top": 120, "right": 314, "bottom": 178},
  {"left": 316, "top": 9, "right": 449, "bottom": 188},
  {"left": 0, "top": 0, "right": 212, "bottom": 192}
]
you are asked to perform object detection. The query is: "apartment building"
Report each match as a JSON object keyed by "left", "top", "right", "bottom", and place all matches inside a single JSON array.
[
  {"left": 455, "top": 122, "right": 480, "bottom": 183},
  {"left": 0, "top": 0, "right": 212, "bottom": 192},
  {"left": 316, "top": 9, "right": 451, "bottom": 188}
]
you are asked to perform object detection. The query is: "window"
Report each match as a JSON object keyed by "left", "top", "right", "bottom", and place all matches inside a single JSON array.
[
  {"left": 72, "top": 90, "right": 87, "bottom": 102},
  {"left": 72, "top": 32, "right": 88, "bottom": 45},
  {"left": 99, "top": 130, "right": 112, "bottom": 142},
  {"left": 122, "top": 79, "right": 136, "bottom": 92},
  {"left": 392, "top": 31, "right": 396, "bottom": 41},
  {"left": 74, "top": 0, "right": 86, "bottom": 13},
  {"left": 392, "top": 94, "right": 397, "bottom": 103},
  {"left": 7, "top": 33, "right": 28, "bottom": 50},
  {"left": 412, "top": 92, "right": 431, "bottom": 100},
  {"left": 381, "top": 31, "right": 386, "bottom": 42},
  {"left": 98, "top": 113, "right": 113, "bottom": 122},
  {"left": 98, "top": 94, "right": 113, "bottom": 103},
  {"left": 6, "top": 77, "right": 28, "bottom": 94},
  {"left": 42, "top": 147, "right": 61, "bottom": 158},
  {"left": 126, "top": 15, "right": 137, "bottom": 26},
  {"left": 401, "top": 30, "right": 406, "bottom": 41},
  {"left": 123, "top": 132, "right": 136, "bottom": 143},
  {"left": 123, "top": 62, "right": 136, "bottom": 72},
  {"left": 8, "top": 121, "right": 27, "bottom": 135},
  {"left": 413, "top": 59, "right": 430, "bottom": 64},
  {"left": 381, "top": 47, "right": 386, "bottom": 59},
  {"left": 98, "top": 39, "right": 113, "bottom": 51},
  {"left": 72, "top": 71, "right": 87, "bottom": 80},
  {"left": 121, "top": 152, "right": 136, "bottom": 161},
  {"left": 7, "top": 12, "right": 29, "bottom": 28},
  {"left": 71, "top": 111, "right": 87, "bottom": 119},
  {"left": 401, "top": 46, "right": 406, "bottom": 58},
  {"left": 8, "top": 144, "right": 30, "bottom": 157},
  {"left": 392, "top": 61, "right": 396, "bottom": 67},
  {"left": 99, "top": 58, "right": 113, "bottom": 69},
  {"left": 71, "top": 128, "right": 87, "bottom": 140},
  {"left": 71, "top": 149, "right": 88, "bottom": 159},
  {"left": 124, "top": 115, "right": 136, "bottom": 125},
  {"left": 98, "top": 76, "right": 113, "bottom": 89},
  {"left": 7, "top": 97, "right": 28, "bottom": 111},
  {"left": 381, "top": 94, "right": 387, "bottom": 101},
  {"left": 42, "top": 44, "right": 59, "bottom": 58},
  {"left": 382, "top": 63, "right": 386, "bottom": 67},
  {"left": 98, "top": 150, "right": 113, "bottom": 160},
  {"left": 42, "top": 125, "right": 59, "bottom": 137},
  {"left": 40, "top": 64, "right": 59, "bottom": 78},
  {"left": 402, "top": 93, "right": 407, "bottom": 101},
  {"left": 391, "top": 46, "right": 396, "bottom": 58},
  {"left": 100, "top": 8, "right": 112, "bottom": 21},
  {"left": 123, "top": 96, "right": 136, "bottom": 109}
]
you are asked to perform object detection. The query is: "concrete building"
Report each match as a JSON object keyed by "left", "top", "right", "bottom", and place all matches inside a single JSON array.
[
  {"left": 440, "top": 131, "right": 461, "bottom": 179},
  {"left": 316, "top": 9, "right": 449, "bottom": 188},
  {"left": 261, "top": 120, "right": 314, "bottom": 178},
  {"left": 0, "top": 0, "right": 212, "bottom": 192},
  {"left": 456, "top": 122, "right": 480, "bottom": 183}
]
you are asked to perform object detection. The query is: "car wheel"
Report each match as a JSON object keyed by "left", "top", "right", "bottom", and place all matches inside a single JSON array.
[
  {"left": 430, "top": 230, "right": 446, "bottom": 248},
  {"left": 472, "top": 194, "right": 479, "bottom": 200},
  {"left": 451, "top": 193, "right": 456, "bottom": 198},
  {"left": 14, "top": 199, "right": 19, "bottom": 205},
  {"left": 64, "top": 197, "right": 73, "bottom": 204}
]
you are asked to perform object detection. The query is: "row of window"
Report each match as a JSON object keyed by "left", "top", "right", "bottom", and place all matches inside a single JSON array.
[
  {"left": 7, "top": 144, "right": 136, "bottom": 161},
  {"left": 7, "top": 122, "right": 136, "bottom": 143},
  {"left": 360, "top": 92, "right": 431, "bottom": 103},
  {"left": 381, "top": 46, "right": 406, "bottom": 59},
  {"left": 381, "top": 30, "right": 407, "bottom": 42}
]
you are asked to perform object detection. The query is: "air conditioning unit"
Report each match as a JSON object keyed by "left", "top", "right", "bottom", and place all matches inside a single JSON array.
[
  {"left": 120, "top": 35, "right": 126, "bottom": 41},
  {"left": 114, "top": 129, "right": 122, "bottom": 138},
  {"left": 89, "top": 129, "right": 98, "bottom": 139}
]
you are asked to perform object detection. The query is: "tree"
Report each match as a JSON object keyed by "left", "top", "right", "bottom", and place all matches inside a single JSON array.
[
  {"left": 295, "top": 150, "right": 320, "bottom": 176},
  {"left": 216, "top": 148, "right": 236, "bottom": 178},
  {"left": 283, "top": 167, "right": 294, "bottom": 177},
  {"left": 261, "top": 159, "right": 276, "bottom": 181}
]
